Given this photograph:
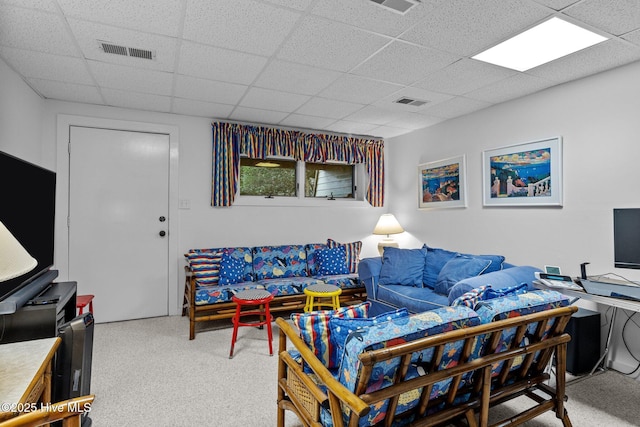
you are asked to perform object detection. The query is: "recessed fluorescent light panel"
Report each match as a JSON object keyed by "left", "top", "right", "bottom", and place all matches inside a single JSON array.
[{"left": 472, "top": 17, "right": 608, "bottom": 72}]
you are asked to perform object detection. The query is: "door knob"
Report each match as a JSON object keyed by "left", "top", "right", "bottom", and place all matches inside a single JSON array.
[
  {"left": 159, "top": 216, "right": 166, "bottom": 222},
  {"left": 159, "top": 230, "right": 166, "bottom": 237}
]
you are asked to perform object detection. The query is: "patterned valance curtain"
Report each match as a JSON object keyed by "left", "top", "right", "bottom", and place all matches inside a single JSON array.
[{"left": 211, "top": 122, "right": 385, "bottom": 207}]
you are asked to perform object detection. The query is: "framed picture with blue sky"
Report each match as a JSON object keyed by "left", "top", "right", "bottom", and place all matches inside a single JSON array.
[
  {"left": 483, "top": 136, "right": 563, "bottom": 207},
  {"left": 418, "top": 155, "right": 466, "bottom": 209}
]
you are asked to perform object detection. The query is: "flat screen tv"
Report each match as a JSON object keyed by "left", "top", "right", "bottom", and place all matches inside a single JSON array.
[
  {"left": 613, "top": 208, "right": 640, "bottom": 270},
  {"left": 0, "top": 151, "right": 56, "bottom": 303}
]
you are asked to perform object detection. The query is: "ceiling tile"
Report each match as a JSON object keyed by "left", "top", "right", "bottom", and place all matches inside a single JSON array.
[
  {"left": 174, "top": 75, "right": 247, "bottom": 105},
  {"left": 527, "top": 38, "right": 640, "bottom": 83},
  {"left": 294, "top": 97, "right": 364, "bottom": 119},
  {"left": 240, "top": 87, "right": 310, "bottom": 112},
  {"left": 351, "top": 41, "right": 460, "bottom": 85},
  {"left": 326, "top": 120, "right": 379, "bottom": 136},
  {"left": 178, "top": 41, "right": 268, "bottom": 85},
  {"left": 171, "top": 98, "right": 234, "bottom": 118},
  {"left": 229, "top": 106, "right": 289, "bottom": 124},
  {"left": 419, "top": 96, "right": 492, "bottom": 119},
  {"left": 88, "top": 61, "right": 174, "bottom": 95},
  {"left": 531, "top": 0, "right": 581, "bottom": 10},
  {"left": 0, "top": 46, "right": 93, "bottom": 84},
  {"left": 318, "top": 74, "right": 403, "bottom": 104},
  {"left": 368, "top": 125, "right": 410, "bottom": 138},
  {"left": 263, "top": 0, "right": 314, "bottom": 11},
  {"left": 344, "top": 105, "right": 406, "bottom": 126},
  {"left": 622, "top": 28, "right": 640, "bottom": 45},
  {"left": 384, "top": 113, "right": 445, "bottom": 130},
  {"left": 276, "top": 16, "right": 390, "bottom": 72},
  {"left": 279, "top": 114, "right": 337, "bottom": 130},
  {"left": 253, "top": 60, "right": 341, "bottom": 95},
  {"left": 183, "top": 0, "right": 301, "bottom": 56},
  {"left": 67, "top": 19, "right": 177, "bottom": 72},
  {"left": 563, "top": 0, "right": 640, "bottom": 36},
  {"left": 27, "top": 78, "right": 103, "bottom": 104},
  {"left": 465, "top": 73, "right": 555, "bottom": 104},
  {"left": 413, "top": 59, "right": 517, "bottom": 95},
  {"left": 102, "top": 88, "right": 171, "bottom": 112},
  {"left": 310, "top": 0, "right": 437, "bottom": 37},
  {"left": 0, "top": 4, "right": 80, "bottom": 56},
  {"left": 0, "top": 0, "right": 59, "bottom": 12},
  {"left": 56, "top": 0, "right": 183, "bottom": 37},
  {"left": 401, "top": 0, "right": 551, "bottom": 56},
  {"left": 373, "top": 87, "right": 453, "bottom": 111}
]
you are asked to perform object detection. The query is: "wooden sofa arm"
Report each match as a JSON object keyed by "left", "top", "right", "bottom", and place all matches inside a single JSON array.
[{"left": 276, "top": 317, "right": 370, "bottom": 427}]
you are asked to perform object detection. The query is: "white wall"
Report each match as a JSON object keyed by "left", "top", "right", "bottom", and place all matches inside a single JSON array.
[
  {"left": 386, "top": 59, "right": 640, "bottom": 377},
  {"left": 37, "top": 100, "right": 385, "bottom": 313},
  {"left": 0, "top": 59, "right": 45, "bottom": 165}
]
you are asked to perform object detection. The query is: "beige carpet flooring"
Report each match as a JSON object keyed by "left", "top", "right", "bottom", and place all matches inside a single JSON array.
[{"left": 88, "top": 315, "right": 640, "bottom": 426}]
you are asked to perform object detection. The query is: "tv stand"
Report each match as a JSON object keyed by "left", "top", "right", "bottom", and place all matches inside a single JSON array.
[{"left": 0, "top": 281, "right": 77, "bottom": 344}]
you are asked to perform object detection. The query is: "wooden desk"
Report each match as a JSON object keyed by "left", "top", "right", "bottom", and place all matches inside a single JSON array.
[{"left": 0, "top": 337, "right": 61, "bottom": 421}]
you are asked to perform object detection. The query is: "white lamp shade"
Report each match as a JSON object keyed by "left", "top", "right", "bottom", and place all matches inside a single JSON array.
[
  {"left": 0, "top": 221, "right": 37, "bottom": 281},
  {"left": 373, "top": 214, "right": 404, "bottom": 236}
]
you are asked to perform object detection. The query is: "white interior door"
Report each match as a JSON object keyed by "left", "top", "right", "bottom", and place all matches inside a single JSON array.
[{"left": 68, "top": 126, "right": 170, "bottom": 323}]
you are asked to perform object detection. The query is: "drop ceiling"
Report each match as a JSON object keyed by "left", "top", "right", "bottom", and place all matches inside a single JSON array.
[{"left": 1, "top": 0, "right": 640, "bottom": 139}]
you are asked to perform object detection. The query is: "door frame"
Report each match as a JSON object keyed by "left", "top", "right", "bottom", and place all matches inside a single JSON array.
[{"left": 56, "top": 115, "right": 180, "bottom": 316}]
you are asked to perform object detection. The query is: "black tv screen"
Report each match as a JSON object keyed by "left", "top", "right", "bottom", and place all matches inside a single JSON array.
[
  {"left": 0, "top": 151, "right": 56, "bottom": 301},
  {"left": 614, "top": 208, "right": 640, "bottom": 270}
]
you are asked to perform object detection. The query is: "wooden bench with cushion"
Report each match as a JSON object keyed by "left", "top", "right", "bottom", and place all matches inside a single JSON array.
[{"left": 277, "top": 289, "right": 577, "bottom": 427}]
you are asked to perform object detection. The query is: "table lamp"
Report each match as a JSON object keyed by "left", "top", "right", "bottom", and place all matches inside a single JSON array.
[
  {"left": 0, "top": 221, "right": 37, "bottom": 281},
  {"left": 373, "top": 213, "right": 404, "bottom": 255}
]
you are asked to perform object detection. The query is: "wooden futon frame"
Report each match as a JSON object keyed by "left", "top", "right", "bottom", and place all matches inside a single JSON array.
[{"left": 277, "top": 305, "right": 578, "bottom": 427}]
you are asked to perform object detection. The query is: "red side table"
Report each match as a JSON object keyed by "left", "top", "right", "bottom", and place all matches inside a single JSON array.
[{"left": 229, "top": 289, "right": 274, "bottom": 359}]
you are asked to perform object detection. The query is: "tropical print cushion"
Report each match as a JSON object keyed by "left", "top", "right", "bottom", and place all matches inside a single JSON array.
[
  {"left": 253, "top": 244, "right": 308, "bottom": 280},
  {"left": 336, "top": 306, "right": 480, "bottom": 426}
]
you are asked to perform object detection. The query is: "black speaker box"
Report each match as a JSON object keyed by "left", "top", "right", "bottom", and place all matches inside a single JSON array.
[{"left": 566, "top": 307, "right": 601, "bottom": 375}]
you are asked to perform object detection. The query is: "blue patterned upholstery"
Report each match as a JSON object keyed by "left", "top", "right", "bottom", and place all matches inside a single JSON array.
[
  {"left": 334, "top": 306, "right": 481, "bottom": 426},
  {"left": 188, "top": 243, "right": 364, "bottom": 306},
  {"left": 253, "top": 245, "right": 308, "bottom": 280}
]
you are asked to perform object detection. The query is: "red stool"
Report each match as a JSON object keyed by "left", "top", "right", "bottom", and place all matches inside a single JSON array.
[
  {"left": 229, "top": 289, "right": 274, "bottom": 359},
  {"left": 76, "top": 294, "right": 94, "bottom": 315}
]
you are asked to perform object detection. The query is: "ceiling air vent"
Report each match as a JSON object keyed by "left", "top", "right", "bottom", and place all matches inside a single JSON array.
[
  {"left": 370, "top": 0, "right": 420, "bottom": 14},
  {"left": 395, "top": 97, "right": 428, "bottom": 107},
  {"left": 98, "top": 41, "right": 156, "bottom": 60}
]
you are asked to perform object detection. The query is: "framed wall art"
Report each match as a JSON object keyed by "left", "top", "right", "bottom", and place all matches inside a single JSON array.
[
  {"left": 418, "top": 155, "right": 466, "bottom": 209},
  {"left": 482, "top": 136, "right": 563, "bottom": 207}
]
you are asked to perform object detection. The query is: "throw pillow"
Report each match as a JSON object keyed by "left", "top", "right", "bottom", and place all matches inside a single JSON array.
[
  {"left": 327, "top": 238, "right": 362, "bottom": 273},
  {"left": 459, "top": 253, "right": 506, "bottom": 274},
  {"left": 290, "top": 302, "right": 370, "bottom": 369},
  {"left": 328, "top": 308, "right": 410, "bottom": 365},
  {"left": 218, "top": 252, "right": 245, "bottom": 285},
  {"left": 482, "top": 282, "right": 528, "bottom": 300},
  {"left": 187, "top": 251, "right": 223, "bottom": 286},
  {"left": 451, "top": 285, "right": 492, "bottom": 309},
  {"left": 434, "top": 255, "right": 492, "bottom": 296},
  {"left": 379, "top": 247, "right": 427, "bottom": 287},
  {"left": 316, "top": 247, "right": 349, "bottom": 276},
  {"left": 422, "top": 245, "right": 459, "bottom": 288}
]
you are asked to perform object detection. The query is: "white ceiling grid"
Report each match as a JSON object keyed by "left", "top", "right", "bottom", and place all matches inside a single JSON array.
[{"left": 0, "top": 0, "right": 639, "bottom": 138}]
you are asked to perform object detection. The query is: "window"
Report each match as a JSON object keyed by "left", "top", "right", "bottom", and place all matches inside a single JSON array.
[
  {"left": 239, "top": 158, "right": 297, "bottom": 197},
  {"left": 305, "top": 162, "right": 354, "bottom": 199},
  {"left": 237, "top": 157, "right": 363, "bottom": 206}
]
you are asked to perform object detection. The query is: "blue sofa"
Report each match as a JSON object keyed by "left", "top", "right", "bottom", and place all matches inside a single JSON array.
[{"left": 358, "top": 245, "right": 542, "bottom": 316}]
